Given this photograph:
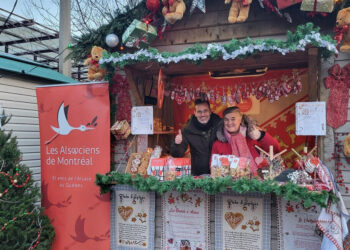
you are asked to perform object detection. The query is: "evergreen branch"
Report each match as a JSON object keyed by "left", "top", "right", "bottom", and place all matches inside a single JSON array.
[{"left": 95, "top": 172, "right": 337, "bottom": 208}]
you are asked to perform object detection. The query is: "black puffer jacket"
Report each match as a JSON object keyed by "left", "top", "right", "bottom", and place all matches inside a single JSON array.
[{"left": 170, "top": 113, "right": 221, "bottom": 176}]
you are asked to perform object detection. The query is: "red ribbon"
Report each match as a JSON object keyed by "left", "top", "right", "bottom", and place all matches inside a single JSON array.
[
  {"left": 234, "top": 0, "right": 249, "bottom": 6},
  {"left": 263, "top": 0, "right": 278, "bottom": 14},
  {"left": 334, "top": 25, "right": 349, "bottom": 49},
  {"left": 313, "top": 0, "right": 317, "bottom": 12},
  {"left": 305, "top": 0, "right": 328, "bottom": 17},
  {"left": 87, "top": 55, "right": 99, "bottom": 68}
]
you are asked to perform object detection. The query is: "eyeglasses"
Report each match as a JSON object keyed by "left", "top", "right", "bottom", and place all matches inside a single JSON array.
[{"left": 195, "top": 110, "right": 210, "bottom": 115}]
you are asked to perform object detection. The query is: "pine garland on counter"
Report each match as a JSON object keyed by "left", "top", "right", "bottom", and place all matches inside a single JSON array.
[{"left": 96, "top": 172, "right": 337, "bottom": 208}]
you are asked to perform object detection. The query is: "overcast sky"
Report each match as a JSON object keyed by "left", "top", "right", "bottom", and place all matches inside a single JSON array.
[{"left": 2, "top": 0, "right": 56, "bottom": 24}]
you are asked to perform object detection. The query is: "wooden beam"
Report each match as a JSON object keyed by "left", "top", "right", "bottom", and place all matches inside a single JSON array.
[
  {"left": 307, "top": 48, "right": 319, "bottom": 102},
  {"left": 125, "top": 67, "right": 143, "bottom": 106},
  {"left": 307, "top": 47, "right": 324, "bottom": 161},
  {"left": 128, "top": 51, "right": 308, "bottom": 77}
]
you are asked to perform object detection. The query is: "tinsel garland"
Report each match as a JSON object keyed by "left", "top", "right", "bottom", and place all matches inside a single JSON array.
[
  {"left": 100, "top": 23, "right": 337, "bottom": 68},
  {"left": 96, "top": 172, "right": 337, "bottom": 207}
]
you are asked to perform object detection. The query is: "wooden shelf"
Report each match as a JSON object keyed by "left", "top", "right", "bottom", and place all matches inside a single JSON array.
[{"left": 153, "top": 131, "right": 174, "bottom": 135}]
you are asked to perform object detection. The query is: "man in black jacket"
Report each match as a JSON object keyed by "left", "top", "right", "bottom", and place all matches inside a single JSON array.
[{"left": 170, "top": 99, "right": 221, "bottom": 176}]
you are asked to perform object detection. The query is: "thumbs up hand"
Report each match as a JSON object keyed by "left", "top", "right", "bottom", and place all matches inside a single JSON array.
[
  {"left": 175, "top": 129, "right": 183, "bottom": 144},
  {"left": 248, "top": 125, "right": 261, "bottom": 140}
]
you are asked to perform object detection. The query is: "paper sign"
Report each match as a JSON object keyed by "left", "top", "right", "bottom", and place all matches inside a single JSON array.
[
  {"left": 296, "top": 102, "right": 326, "bottom": 136},
  {"left": 162, "top": 190, "right": 210, "bottom": 250},
  {"left": 111, "top": 185, "right": 155, "bottom": 250},
  {"left": 277, "top": 198, "right": 322, "bottom": 250},
  {"left": 215, "top": 192, "right": 271, "bottom": 250},
  {"left": 131, "top": 106, "right": 153, "bottom": 135}
]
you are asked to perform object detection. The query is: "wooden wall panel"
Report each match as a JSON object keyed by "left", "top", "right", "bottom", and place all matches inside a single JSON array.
[{"left": 0, "top": 76, "right": 44, "bottom": 188}]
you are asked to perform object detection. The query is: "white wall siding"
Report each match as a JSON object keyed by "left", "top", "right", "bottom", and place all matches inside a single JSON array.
[{"left": 0, "top": 76, "right": 42, "bottom": 186}]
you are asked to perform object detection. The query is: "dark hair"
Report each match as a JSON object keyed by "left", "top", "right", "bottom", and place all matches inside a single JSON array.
[
  {"left": 194, "top": 98, "right": 210, "bottom": 107},
  {"left": 223, "top": 106, "right": 241, "bottom": 117}
]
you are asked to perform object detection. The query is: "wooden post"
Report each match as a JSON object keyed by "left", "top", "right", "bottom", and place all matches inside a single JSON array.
[
  {"left": 269, "top": 146, "right": 273, "bottom": 179},
  {"left": 307, "top": 47, "right": 324, "bottom": 161}
]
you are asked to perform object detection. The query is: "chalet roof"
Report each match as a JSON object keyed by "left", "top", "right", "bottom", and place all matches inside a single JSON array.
[{"left": 0, "top": 52, "right": 76, "bottom": 83}]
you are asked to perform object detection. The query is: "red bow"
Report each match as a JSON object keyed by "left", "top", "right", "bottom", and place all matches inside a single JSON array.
[
  {"left": 334, "top": 25, "right": 349, "bottom": 49},
  {"left": 325, "top": 64, "right": 350, "bottom": 84},
  {"left": 87, "top": 55, "right": 99, "bottom": 68}
]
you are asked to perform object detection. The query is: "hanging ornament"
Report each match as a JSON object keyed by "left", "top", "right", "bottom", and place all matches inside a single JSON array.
[
  {"left": 232, "top": 86, "right": 237, "bottom": 104},
  {"left": 256, "top": 83, "right": 263, "bottom": 100},
  {"left": 227, "top": 87, "right": 234, "bottom": 106},
  {"left": 171, "top": 90, "right": 175, "bottom": 100},
  {"left": 215, "top": 88, "right": 221, "bottom": 104},
  {"left": 195, "top": 87, "right": 201, "bottom": 99},
  {"left": 235, "top": 87, "right": 242, "bottom": 104},
  {"left": 246, "top": 83, "right": 251, "bottom": 97},
  {"left": 147, "top": 0, "right": 161, "bottom": 13},
  {"left": 184, "top": 88, "right": 190, "bottom": 103},
  {"left": 189, "top": 87, "right": 194, "bottom": 101},
  {"left": 242, "top": 83, "right": 248, "bottom": 100},
  {"left": 282, "top": 81, "right": 292, "bottom": 96},
  {"left": 221, "top": 87, "right": 227, "bottom": 105},
  {"left": 209, "top": 89, "right": 215, "bottom": 103},
  {"left": 190, "top": 0, "right": 206, "bottom": 14},
  {"left": 251, "top": 82, "right": 257, "bottom": 97},
  {"left": 105, "top": 34, "right": 119, "bottom": 48}
]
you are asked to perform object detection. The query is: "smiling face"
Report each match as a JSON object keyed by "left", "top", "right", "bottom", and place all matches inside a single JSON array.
[
  {"left": 223, "top": 111, "right": 242, "bottom": 134},
  {"left": 194, "top": 103, "right": 211, "bottom": 124}
]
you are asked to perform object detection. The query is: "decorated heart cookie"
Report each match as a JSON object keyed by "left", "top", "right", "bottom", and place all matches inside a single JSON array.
[
  {"left": 225, "top": 212, "right": 244, "bottom": 230},
  {"left": 118, "top": 206, "right": 133, "bottom": 221}
]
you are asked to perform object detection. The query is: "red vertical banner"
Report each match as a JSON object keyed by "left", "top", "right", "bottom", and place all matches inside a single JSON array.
[{"left": 36, "top": 82, "right": 110, "bottom": 250}]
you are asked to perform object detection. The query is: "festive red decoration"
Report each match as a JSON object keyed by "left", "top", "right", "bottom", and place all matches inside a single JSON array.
[
  {"left": 334, "top": 132, "right": 349, "bottom": 193},
  {"left": 147, "top": 0, "right": 161, "bottom": 13},
  {"left": 0, "top": 171, "right": 31, "bottom": 197},
  {"left": 334, "top": 25, "right": 349, "bottom": 50},
  {"left": 111, "top": 74, "right": 132, "bottom": 122},
  {"left": 276, "top": 0, "right": 302, "bottom": 10},
  {"left": 324, "top": 63, "right": 350, "bottom": 128}
]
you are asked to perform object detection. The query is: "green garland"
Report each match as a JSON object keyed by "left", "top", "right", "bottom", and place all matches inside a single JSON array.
[
  {"left": 96, "top": 172, "right": 337, "bottom": 208},
  {"left": 100, "top": 23, "right": 337, "bottom": 68}
]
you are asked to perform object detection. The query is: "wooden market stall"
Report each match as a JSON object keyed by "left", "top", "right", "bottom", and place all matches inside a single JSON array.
[{"left": 98, "top": 1, "right": 350, "bottom": 249}]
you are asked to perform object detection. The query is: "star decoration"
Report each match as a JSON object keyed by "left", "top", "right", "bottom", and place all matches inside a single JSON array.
[{"left": 190, "top": 0, "right": 206, "bottom": 14}]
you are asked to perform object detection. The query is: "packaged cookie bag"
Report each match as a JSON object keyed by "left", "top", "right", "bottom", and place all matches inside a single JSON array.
[
  {"left": 218, "top": 156, "right": 231, "bottom": 177},
  {"left": 210, "top": 154, "right": 221, "bottom": 178},
  {"left": 230, "top": 156, "right": 251, "bottom": 180}
]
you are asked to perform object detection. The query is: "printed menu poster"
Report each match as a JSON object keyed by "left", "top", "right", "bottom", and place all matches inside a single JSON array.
[
  {"left": 215, "top": 192, "right": 271, "bottom": 250},
  {"left": 296, "top": 102, "right": 326, "bottom": 135},
  {"left": 111, "top": 185, "right": 155, "bottom": 250},
  {"left": 277, "top": 198, "right": 322, "bottom": 250},
  {"left": 162, "top": 190, "right": 209, "bottom": 250},
  {"left": 131, "top": 106, "right": 153, "bottom": 135}
]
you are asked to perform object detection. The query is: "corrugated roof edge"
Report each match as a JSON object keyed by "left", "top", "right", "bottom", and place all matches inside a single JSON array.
[{"left": 0, "top": 52, "right": 78, "bottom": 83}]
